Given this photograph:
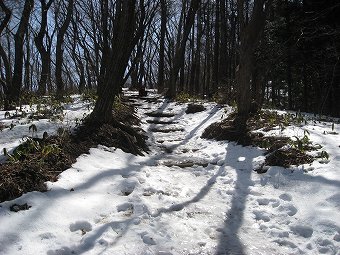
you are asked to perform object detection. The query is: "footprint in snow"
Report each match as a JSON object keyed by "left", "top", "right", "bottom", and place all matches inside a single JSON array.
[
  {"left": 39, "top": 232, "right": 56, "bottom": 240},
  {"left": 141, "top": 232, "right": 156, "bottom": 245},
  {"left": 47, "top": 247, "right": 75, "bottom": 255},
  {"left": 253, "top": 210, "right": 271, "bottom": 222},
  {"left": 117, "top": 203, "right": 133, "bottom": 214},
  {"left": 290, "top": 224, "right": 314, "bottom": 238},
  {"left": 69, "top": 221, "right": 92, "bottom": 234},
  {"left": 119, "top": 179, "right": 137, "bottom": 196},
  {"left": 333, "top": 233, "right": 340, "bottom": 242},
  {"left": 256, "top": 198, "right": 280, "bottom": 208},
  {"left": 278, "top": 204, "right": 298, "bottom": 216},
  {"left": 257, "top": 198, "right": 270, "bottom": 206},
  {"left": 274, "top": 239, "right": 298, "bottom": 249},
  {"left": 316, "top": 238, "right": 337, "bottom": 254},
  {"left": 279, "top": 193, "right": 292, "bottom": 201},
  {"left": 268, "top": 229, "right": 289, "bottom": 238}
]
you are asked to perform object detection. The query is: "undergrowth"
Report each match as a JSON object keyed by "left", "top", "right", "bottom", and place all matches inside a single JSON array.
[
  {"left": 0, "top": 97, "right": 147, "bottom": 203},
  {"left": 202, "top": 110, "right": 326, "bottom": 171}
]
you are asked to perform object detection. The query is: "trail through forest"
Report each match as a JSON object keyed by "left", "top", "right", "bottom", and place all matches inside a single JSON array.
[{"left": 0, "top": 91, "right": 339, "bottom": 255}]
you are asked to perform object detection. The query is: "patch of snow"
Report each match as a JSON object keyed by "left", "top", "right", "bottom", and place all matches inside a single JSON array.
[{"left": 0, "top": 93, "right": 339, "bottom": 254}]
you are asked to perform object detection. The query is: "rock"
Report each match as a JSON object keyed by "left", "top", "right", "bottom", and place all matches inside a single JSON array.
[
  {"left": 10, "top": 203, "right": 31, "bottom": 212},
  {"left": 185, "top": 104, "right": 206, "bottom": 114}
]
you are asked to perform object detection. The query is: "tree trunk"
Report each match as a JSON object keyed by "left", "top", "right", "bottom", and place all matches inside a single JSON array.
[
  {"left": 55, "top": 0, "right": 74, "bottom": 99},
  {"left": 157, "top": 0, "right": 167, "bottom": 93},
  {"left": 212, "top": 0, "right": 220, "bottom": 95},
  {"left": 24, "top": 30, "right": 30, "bottom": 91},
  {"left": 285, "top": 0, "right": 293, "bottom": 110},
  {"left": 220, "top": 0, "right": 229, "bottom": 86},
  {"left": 10, "top": 0, "right": 34, "bottom": 107},
  {"left": 0, "top": 2, "right": 12, "bottom": 110},
  {"left": 166, "top": 0, "right": 201, "bottom": 99},
  {"left": 204, "top": 6, "right": 212, "bottom": 98},
  {"left": 236, "top": 0, "right": 269, "bottom": 130},
  {"left": 89, "top": 0, "right": 141, "bottom": 123},
  {"left": 35, "top": 0, "right": 53, "bottom": 95}
]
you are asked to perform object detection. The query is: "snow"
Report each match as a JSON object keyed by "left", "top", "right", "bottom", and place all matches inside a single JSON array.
[{"left": 0, "top": 92, "right": 340, "bottom": 255}]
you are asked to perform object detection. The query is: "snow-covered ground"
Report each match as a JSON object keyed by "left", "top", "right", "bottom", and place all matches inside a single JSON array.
[{"left": 0, "top": 92, "right": 339, "bottom": 255}]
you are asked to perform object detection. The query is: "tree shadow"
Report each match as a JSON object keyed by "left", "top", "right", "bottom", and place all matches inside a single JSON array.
[
  {"left": 1, "top": 97, "right": 244, "bottom": 254},
  {"left": 215, "top": 144, "right": 263, "bottom": 255},
  {"left": 260, "top": 165, "right": 340, "bottom": 188},
  {"left": 46, "top": 217, "right": 141, "bottom": 255},
  {"left": 44, "top": 101, "right": 225, "bottom": 254}
]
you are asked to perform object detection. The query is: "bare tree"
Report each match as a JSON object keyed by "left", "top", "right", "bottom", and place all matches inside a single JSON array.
[
  {"left": 0, "top": 2, "right": 12, "bottom": 109},
  {"left": 55, "top": 0, "right": 74, "bottom": 99},
  {"left": 89, "top": 0, "right": 150, "bottom": 123},
  {"left": 235, "top": 0, "right": 270, "bottom": 130},
  {"left": 9, "top": 0, "right": 34, "bottom": 107},
  {"left": 157, "top": 0, "right": 167, "bottom": 93},
  {"left": 35, "top": 0, "right": 54, "bottom": 95},
  {"left": 166, "top": 0, "right": 201, "bottom": 99}
]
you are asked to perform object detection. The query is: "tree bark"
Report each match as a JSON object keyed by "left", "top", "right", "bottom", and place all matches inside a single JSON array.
[
  {"left": 10, "top": 0, "right": 34, "bottom": 107},
  {"left": 157, "top": 0, "right": 167, "bottom": 93},
  {"left": 0, "top": 2, "right": 12, "bottom": 109},
  {"left": 35, "top": 0, "right": 53, "bottom": 95},
  {"left": 55, "top": 0, "right": 74, "bottom": 99},
  {"left": 236, "top": 0, "right": 269, "bottom": 130},
  {"left": 89, "top": 0, "right": 141, "bottom": 123},
  {"left": 24, "top": 29, "right": 30, "bottom": 91},
  {"left": 166, "top": 0, "right": 201, "bottom": 99},
  {"left": 212, "top": 0, "right": 220, "bottom": 96}
]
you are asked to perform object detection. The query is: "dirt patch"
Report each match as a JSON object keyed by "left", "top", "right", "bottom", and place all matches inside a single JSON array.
[
  {"left": 185, "top": 104, "right": 206, "bottom": 114},
  {"left": 150, "top": 127, "right": 184, "bottom": 133},
  {"left": 252, "top": 135, "right": 291, "bottom": 153},
  {"left": 202, "top": 111, "right": 317, "bottom": 170},
  {"left": 201, "top": 112, "right": 253, "bottom": 145},
  {"left": 0, "top": 104, "right": 148, "bottom": 203},
  {"left": 0, "top": 122, "right": 8, "bottom": 131},
  {"left": 146, "top": 119, "right": 176, "bottom": 124},
  {"left": 145, "top": 112, "right": 176, "bottom": 118},
  {"left": 265, "top": 148, "right": 314, "bottom": 168}
]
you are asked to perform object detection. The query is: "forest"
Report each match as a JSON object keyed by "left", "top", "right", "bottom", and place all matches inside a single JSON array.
[
  {"left": 1, "top": 0, "right": 339, "bottom": 119},
  {"left": 0, "top": 1, "right": 340, "bottom": 254}
]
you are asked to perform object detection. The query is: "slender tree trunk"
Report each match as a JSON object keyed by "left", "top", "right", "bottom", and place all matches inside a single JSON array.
[
  {"left": 204, "top": 3, "right": 212, "bottom": 97},
  {"left": 24, "top": 30, "right": 30, "bottom": 91},
  {"left": 35, "top": 0, "right": 53, "bottom": 95},
  {"left": 89, "top": 0, "right": 141, "bottom": 123},
  {"left": 0, "top": 2, "right": 12, "bottom": 110},
  {"left": 220, "top": 0, "right": 229, "bottom": 86},
  {"left": 10, "top": 0, "right": 34, "bottom": 107},
  {"left": 55, "top": 0, "right": 74, "bottom": 99},
  {"left": 166, "top": 0, "right": 201, "bottom": 99},
  {"left": 235, "top": 0, "right": 269, "bottom": 130},
  {"left": 212, "top": 0, "right": 220, "bottom": 96},
  {"left": 285, "top": 0, "right": 293, "bottom": 110},
  {"left": 157, "top": 0, "right": 167, "bottom": 93}
]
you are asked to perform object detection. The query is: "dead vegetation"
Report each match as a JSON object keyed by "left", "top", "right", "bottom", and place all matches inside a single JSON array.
[
  {"left": 185, "top": 104, "right": 206, "bottom": 114},
  {"left": 265, "top": 148, "right": 314, "bottom": 169},
  {"left": 145, "top": 111, "right": 176, "bottom": 118},
  {"left": 202, "top": 110, "right": 318, "bottom": 171},
  {"left": 0, "top": 102, "right": 148, "bottom": 203}
]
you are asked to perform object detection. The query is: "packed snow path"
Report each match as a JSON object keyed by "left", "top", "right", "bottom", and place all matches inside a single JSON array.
[{"left": 0, "top": 92, "right": 340, "bottom": 255}]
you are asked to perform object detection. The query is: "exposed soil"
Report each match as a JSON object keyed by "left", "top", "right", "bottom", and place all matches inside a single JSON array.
[
  {"left": 201, "top": 112, "right": 253, "bottom": 145},
  {"left": 150, "top": 127, "right": 184, "bottom": 133},
  {"left": 265, "top": 148, "right": 314, "bottom": 169},
  {"left": 0, "top": 102, "right": 148, "bottom": 203},
  {"left": 146, "top": 120, "right": 176, "bottom": 124},
  {"left": 202, "top": 111, "right": 317, "bottom": 170},
  {"left": 145, "top": 112, "right": 176, "bottom": 118},
  {"left": 185, "top": 104, "right": 206, "bottom": 114}
]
